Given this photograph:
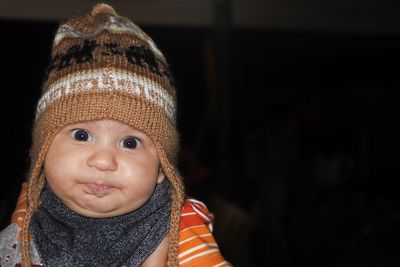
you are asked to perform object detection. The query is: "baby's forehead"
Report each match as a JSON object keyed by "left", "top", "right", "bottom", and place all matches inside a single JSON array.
[{"left": 65, "top": 119, "right": 145, "bottom": 134}]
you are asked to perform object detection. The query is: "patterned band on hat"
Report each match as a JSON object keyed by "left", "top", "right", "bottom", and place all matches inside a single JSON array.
[{"left": 36, "top": 68, "right": 176, "bottom": 122}]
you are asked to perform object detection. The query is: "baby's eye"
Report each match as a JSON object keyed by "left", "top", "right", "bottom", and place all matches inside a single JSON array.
[
  {"left": 121, "top": 136, "right": 140, "bottom": 149},
  {"left": 71, "top": 129, "right": 91, "bottom": 142}
]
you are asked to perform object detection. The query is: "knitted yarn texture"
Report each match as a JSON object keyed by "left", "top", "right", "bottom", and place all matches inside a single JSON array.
[
  {"left": 31, "top": 179, "right": 171, "bottom": 267},
  {"left": 21, "top": 3, "right": 185, "bottom": 267}
]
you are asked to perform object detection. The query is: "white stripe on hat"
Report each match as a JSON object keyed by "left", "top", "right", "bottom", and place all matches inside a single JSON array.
[{"left": 36, "top": 68, "right": 176, "bottom": 121}]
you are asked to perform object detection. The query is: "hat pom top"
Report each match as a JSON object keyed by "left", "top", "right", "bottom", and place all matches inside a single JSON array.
[{"left": 91, "top": 3, "right": 117, "bottom": 16}]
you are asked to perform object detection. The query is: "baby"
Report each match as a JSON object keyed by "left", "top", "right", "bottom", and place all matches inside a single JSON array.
[{"left": 0, "top": 3, "right": 230, "bottom": 267}]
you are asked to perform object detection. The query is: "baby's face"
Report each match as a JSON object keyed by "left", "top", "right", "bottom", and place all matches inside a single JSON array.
[{"left": 44, "top": 119, "right": 164, "bottom": 218}]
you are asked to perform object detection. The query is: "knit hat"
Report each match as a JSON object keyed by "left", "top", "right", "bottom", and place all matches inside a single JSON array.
[{"left": 21, "top": 3, "right": 185, "bottom": 266}]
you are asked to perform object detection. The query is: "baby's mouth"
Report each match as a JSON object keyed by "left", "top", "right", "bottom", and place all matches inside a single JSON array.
[{"left": 85, "top": 183, "right": 111, "bottom": 197}]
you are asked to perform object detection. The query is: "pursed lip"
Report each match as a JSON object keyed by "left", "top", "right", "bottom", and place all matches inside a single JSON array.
[{"left": 84, "top": 183, "right": 112, "bottom": 197}]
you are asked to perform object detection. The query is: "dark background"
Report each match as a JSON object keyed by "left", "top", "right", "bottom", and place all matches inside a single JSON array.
[{"left": 1, "top": 14, "right": 400, "bottom": 267}]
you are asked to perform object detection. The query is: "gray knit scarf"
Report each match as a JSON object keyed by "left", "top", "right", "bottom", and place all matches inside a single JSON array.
[{"left": 30, "top": 179, "right": 171, "bottom": 267}]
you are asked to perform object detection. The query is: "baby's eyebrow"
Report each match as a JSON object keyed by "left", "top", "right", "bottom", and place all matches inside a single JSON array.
[
  {"left": 65, "top": 124, "right": 88, "bottom": 130},
  {"left": 68, "top": 121, "right": 98, "bottom": 129},
  {"left": 123, "top": 130, "right": 147, "bottom": 140}
]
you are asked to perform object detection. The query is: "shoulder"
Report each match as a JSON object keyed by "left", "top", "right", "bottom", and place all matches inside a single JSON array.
[
  {"left": 0, "top": 223, "right": 20, "bottom": 246},
  {"left": 0, "top": 223, "right": 43, "bottom": 267},
  {"left": 0, "top": 223, "right": 21, "bottom": 266},
  {"left": 180, "top": 198, "right": 214, "bottom": 231},
  {"left": 178, "top": 198, "right": 232, "bottom": 267}
]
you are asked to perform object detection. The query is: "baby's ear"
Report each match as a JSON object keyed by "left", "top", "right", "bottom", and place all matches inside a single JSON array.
[{"left": 157, "top": 166, "right": 165, "bottom": 183}]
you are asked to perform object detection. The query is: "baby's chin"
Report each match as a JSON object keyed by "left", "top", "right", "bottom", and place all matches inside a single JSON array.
[{"left": 68, "top": 197, "right": 131, "bottom": 218}]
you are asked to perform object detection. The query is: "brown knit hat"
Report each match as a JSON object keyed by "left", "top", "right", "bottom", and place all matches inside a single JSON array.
[{"left": 21, "top": 3, "right": 185, "bottom": 266}]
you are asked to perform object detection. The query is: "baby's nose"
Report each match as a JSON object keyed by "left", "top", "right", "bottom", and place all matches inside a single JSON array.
[{"left": 86, "top": 146, "right": 118, "bottom": 171}]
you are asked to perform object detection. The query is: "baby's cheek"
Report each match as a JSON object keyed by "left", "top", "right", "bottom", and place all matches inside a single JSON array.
[{"left": 126, "top": 184, "right": 154, "bottom": 206}]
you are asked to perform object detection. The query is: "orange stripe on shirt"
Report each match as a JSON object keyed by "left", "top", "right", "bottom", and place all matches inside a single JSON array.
[
  {"left": 178, "top": 199, "right": 230, "bottom": 266},
  {"left": 11, "top": 182, "right": 28, "bottom": 229}
]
